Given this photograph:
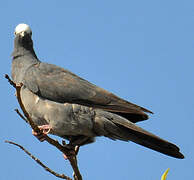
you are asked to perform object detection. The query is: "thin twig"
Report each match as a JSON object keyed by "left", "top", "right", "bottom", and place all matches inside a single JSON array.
[
  {"left": 5, "top": 74, "right": 83, "bottom": 180},
  {"left": 15, "top": 109, "right": 28, "bottom": 123},
  {"left": 5, "top": 74, "right": 16, "bottom": 88},
  {"left": 5, "top": 140, "right": 72, "bottom": 180}
]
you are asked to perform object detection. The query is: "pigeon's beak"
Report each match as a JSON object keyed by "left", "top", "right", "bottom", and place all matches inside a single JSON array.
[
  {"left": 14, "top": 31, "right": 26, "bottom": 37},
  {"left": 20, "top": 31, "right": 26, "bottom": 37}
]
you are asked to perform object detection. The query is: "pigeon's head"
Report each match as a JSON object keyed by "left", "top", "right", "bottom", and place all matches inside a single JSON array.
[
  {"left": 12, "top": 23, "right": 37, "bottom": 58},
  {"left": 14, "top": 23, "right": 32, "bottom": 37}
]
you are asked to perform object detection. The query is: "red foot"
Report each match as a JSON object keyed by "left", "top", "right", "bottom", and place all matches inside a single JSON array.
[
  {"left": 63, "top": 154, "right": 68, "bottom": 160},
  {"left": 32, "top": 125, "right": 52, "bottom": 142},
  {"left": 62, "top": 146, "right": 79, "bottom": 160},
  {"left": 63, "top": 150, "right": 76, "bottom": 160}
]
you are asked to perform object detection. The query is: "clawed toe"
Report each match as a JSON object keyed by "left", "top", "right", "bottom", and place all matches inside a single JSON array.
[
  {"left": 63, "top": 150, "right": 76, "bottom": 160},
  {"left": 32, "top": 124, "right": 52, "bottom": 142},
  {"left": 61, "top": 141, "right": 79, "bottom": 160}
]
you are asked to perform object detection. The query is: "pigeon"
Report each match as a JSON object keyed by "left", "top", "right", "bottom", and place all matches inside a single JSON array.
[{"left": 11, "top": 23, "right": 184, "bottom": 159}]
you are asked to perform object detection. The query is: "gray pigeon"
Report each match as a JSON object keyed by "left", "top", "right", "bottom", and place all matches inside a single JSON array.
[{"left": 11, "top": 23, "right": 184, "bottom": 159}]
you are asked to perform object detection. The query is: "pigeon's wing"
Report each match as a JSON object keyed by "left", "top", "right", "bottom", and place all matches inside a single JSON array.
[{"left": 23, "top": 62, "right": 153, "bottom": 122}]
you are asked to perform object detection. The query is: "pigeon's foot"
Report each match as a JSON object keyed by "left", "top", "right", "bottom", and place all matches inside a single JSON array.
[
  {"left": 62, "top": 141, "right": 80, "bottom": 159},
  {"left": 63, "top": 150, "right": 76, "bottom": 160},
  {"left": 32, "top": 124, "right": 52, "bottom": 142}
]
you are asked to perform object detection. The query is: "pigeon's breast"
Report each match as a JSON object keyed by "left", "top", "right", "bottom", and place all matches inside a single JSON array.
[
  {"left": 20, "top": 86, "right": 96, "bottom": 138},
  {"left": 11, "top": 56, "right": 38, "bottom": 84}
]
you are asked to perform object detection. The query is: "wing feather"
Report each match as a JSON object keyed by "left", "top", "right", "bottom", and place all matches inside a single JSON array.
[{"left": 23, "top": 62, "right": 153, "bottom": 123}]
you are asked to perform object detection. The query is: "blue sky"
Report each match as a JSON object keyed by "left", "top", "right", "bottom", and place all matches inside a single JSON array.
[{"left": 1, "top": 1, "right": 193, "bottom": 179}]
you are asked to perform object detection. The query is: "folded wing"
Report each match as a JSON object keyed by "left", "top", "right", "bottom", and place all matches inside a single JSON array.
[{"left": 23, "top": 62, "right": 153, "bottom": 123}]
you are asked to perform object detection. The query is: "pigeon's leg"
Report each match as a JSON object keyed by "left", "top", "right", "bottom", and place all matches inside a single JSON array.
[
  {"left": 32, "top": 124, "right": 52, "bottom": 142},
  {"left": 61, "top": 140, "right": 79, "bottom": 159},
  {"left": 62, "top": 136, "right": 94, "bottom": 159},
  {"left": 60, "top": 136, "right": 94, "bottom": 159},
  {"left": 61, "top": 136, "right": 91, "bottom": 159}
]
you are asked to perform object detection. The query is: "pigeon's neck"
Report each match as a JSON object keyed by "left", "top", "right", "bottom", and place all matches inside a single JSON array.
[
  {"left": 12, "top": 35, "right": 39, "bottom": 60},
  {"left": 11, "top": 35, "right": 40, "bottom": 84}
]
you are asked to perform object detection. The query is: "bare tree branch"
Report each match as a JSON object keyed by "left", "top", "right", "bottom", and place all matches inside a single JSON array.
[
  {"left": 5, "top": 74, "right": 83, "bottom": 180},
  {"left": 15, "top": 109, "right": 28, "bottom": 123},
  {"left": 5, "top": 140, "right": 72, "bottom": 180},
  {"left": 5, "top": 74, "right": 16, "bottom": 88}
]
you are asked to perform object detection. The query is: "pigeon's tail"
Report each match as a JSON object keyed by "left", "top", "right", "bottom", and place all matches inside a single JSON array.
[{"left": 94, "top": 111, "right": 184, "bottom": 159}]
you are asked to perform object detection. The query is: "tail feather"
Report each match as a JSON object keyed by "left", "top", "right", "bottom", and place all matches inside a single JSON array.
[
  {"left": 115, "top": 123, "right": 184, "bottom": 159},
  {"left": 95, "top": 111, "right": 184, "bottom": 159}
]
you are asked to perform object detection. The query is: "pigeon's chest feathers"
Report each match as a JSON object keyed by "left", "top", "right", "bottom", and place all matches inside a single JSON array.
[{"left": 11, "top": 57, "right": 37, "bottom": 84}]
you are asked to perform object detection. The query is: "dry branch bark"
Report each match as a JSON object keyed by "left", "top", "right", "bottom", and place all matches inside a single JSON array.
[{"left": 5, "top": 140, "right": 72, "bottom": 180}]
